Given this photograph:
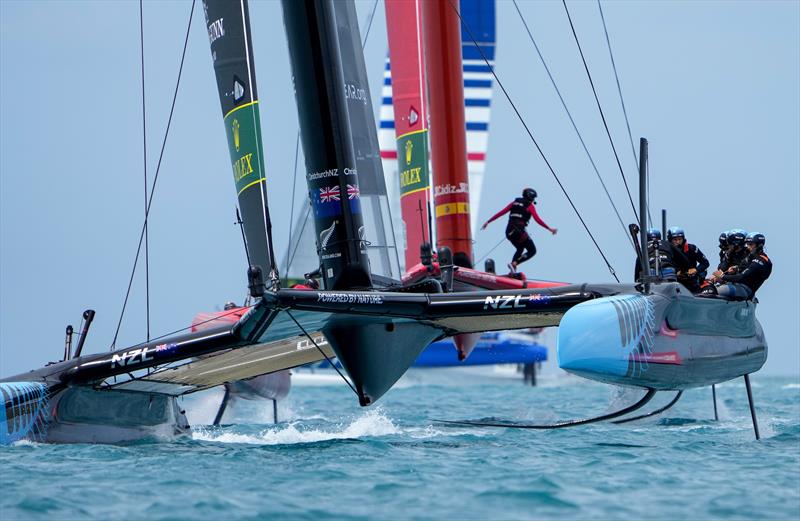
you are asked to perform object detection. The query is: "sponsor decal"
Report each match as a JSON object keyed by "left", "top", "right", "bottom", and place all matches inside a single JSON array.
[
  {"left": 316, "top": 292, "right": 384, "bottom": 305},
  {"left": 483, "top": 294, "right": 551, "bottom": 310},
  {"left": 110, "top": 347, "right": 154, "bottom": 369},
  {"left": 483, "top": 295, "right": 524, "bottom": 310},
  {"left": 408, "top": 106, "right": 419, "bottom": 126},
  {"left": 434, "top": 182, "right": 469, "bottom": 197},
  {"left": 344, "top": 83, "right": 368, "bottom": 105},
  {"left": 319, "top": 221, "right": 337, "bottom": 250},
  {"left": 344, "top": 167, "right": 357, "bottom": 176},
  {"left": 296, "top": 335, "right": 329, "bottom": 351},
  {"left": 232, "top": 119, "right": 240, "bottom": 151},
  {"left": 233, "top": 77, "right": 245, "bottom": 103},
  {"left": 232, "top": 153, "right": 254, "bottom": 182},
  {"left": 397, "top": 132, "right": 429, "bottom": 196},
  {"left": 307, "top": 168, "right": 339, "bottom": 181},
  {"left": 207, "top": 17, "right": 225, "bottom": 45}
]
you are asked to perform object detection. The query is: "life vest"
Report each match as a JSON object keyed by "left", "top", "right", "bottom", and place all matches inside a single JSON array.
[{"left": 508, "top": 197, "right": 531, "bottom": 225}]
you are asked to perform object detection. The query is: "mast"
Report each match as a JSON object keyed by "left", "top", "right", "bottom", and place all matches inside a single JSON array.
[
  {"left": 422, "top": 0, "right": 474, "bottom": 268},
  {"left": 281, "top": 0, "right": 371, "bottom": 290},
  {"left": 203, "top": 0, "right": 277, "bottom": 288},
  {"left": 384, "top": 0, "right": 433, "bottom": 270}
]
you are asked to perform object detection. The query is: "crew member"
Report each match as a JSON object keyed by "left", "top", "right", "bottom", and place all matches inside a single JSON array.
[
  {"left": 712, "top": 232, "right": 771, "bottom": 299},
  {"left": 668, "top": 226, "right": 709, "bottom": 292},
  {"left": 717, "top": 230, "right": 730, "bottom": 269},
  {"left": 634, "top": 228, "right": 690, "bottom": 281},
  {"left": 718, "top": 229, "right": 749, "bottom": 273},
  {"left": 481, "top": 188, "right": 557, "bottom": 273}
]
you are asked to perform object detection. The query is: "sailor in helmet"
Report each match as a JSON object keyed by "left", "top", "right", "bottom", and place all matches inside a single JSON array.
[
  {"left": 712, "top": 232, "right": 772, "bottom": 299},
  {"left": 718, "top": 228, "right": 749, "bottom": 274},
  {"left": 481, "top": 188, "right": 557, "bottom": 274},
  {"left": 717, "top": 230, "right": 730, "bottom": 270},
  {"left": 667, "top": 226, "right": 709, "bottom": 292},
  {"left": 634, "top": 228, "right": 690, "bottom": 282}
]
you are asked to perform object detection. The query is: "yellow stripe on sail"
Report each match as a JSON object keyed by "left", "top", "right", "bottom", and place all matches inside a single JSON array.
[
  {"left": 396, "top": 128, "right": 428, "bottom": 140},
  {"left": 435, "top": 202, "right": 470, "bottom": 217},
  {"left": 400, "top": 186, "right": 430, "bottom": 198},
  {"left": 224, "top": 100, "right": 259, "bottom": 121},
  {"left": 237, "top": 177, "right": 266, "bottom": 196}
]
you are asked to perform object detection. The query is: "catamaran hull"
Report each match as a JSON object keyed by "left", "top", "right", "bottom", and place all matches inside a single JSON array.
[
  {"left": 557, "top": 283, "right": 767, "bottom": 390},
  {"left": 1, "top": 384, "right": 189, "bottom": 444}
]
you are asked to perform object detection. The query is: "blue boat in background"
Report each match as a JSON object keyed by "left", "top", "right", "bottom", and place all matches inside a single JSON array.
[{"left": 414, "top": 331, "right": 546, "bottom": 368}]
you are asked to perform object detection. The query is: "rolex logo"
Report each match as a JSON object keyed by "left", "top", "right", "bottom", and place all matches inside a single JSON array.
[
  {"left": 405, "top": 139, "right": 413, "bottom": 165},
  {"left": 232, "top": 119, "right": 240, "bottom": 152}
]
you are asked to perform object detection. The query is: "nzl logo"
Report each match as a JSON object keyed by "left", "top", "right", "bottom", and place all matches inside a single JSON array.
[
  {"left": 483, "top": 295, "right": 524, "bottom": 310},
  {"left": 111, "top": 347, "right": 153, "bottom": 369}
]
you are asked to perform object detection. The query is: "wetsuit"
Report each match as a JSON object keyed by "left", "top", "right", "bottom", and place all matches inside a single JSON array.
[
  {"left": 634, "top": 240, "right": 690, "bottom": 282},
  {"left": 677, "top": 242, "right": 709, "bottom": 292},
  {"left": 485, "top": 197, "right": 553, "bottom": 266},
  {"left": 718, "top": 251, "right": 772, "bottom": 299},
  {"left": 718, "top": 247, "right": 748, "bottom": 272}
]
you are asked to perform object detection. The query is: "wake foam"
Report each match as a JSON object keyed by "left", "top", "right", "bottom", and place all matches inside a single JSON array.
[{"left": 192, "top": 408, "right": 399, "bottom": 445}]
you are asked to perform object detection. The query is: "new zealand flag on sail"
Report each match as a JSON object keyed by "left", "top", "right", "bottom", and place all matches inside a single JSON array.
[
  {"left": 310, "top": 183, "right": 361, "bottom": 218},
  {"left": 311, "top": 185, "right": 342, "bottom": 218}
]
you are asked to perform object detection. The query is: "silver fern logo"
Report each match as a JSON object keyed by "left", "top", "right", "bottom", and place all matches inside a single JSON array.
[
  {"left": 320, "top": 221, "right": 337, "bottom": 250},
  {"left": 609, "top": 295, "right": 656, "bottom": 377}
]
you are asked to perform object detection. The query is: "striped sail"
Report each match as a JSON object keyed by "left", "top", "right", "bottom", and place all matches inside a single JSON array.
[{"left": 379, "top": 0, "right": 496, "bottom": 240}]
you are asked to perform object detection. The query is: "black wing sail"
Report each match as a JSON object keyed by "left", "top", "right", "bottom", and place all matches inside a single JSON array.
[
  {"left": 203, "top": 0, "right": 276, "bottom": 282},
  {"left": 281, "top": 0, "right": 372, "bottom": 291},
  {"left": 334, "top": 0, "right": 401, "bottom": 280}
]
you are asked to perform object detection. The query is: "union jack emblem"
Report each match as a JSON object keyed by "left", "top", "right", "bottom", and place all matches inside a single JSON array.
[
  {"left": 347, "top": 184, "right": 360, "bottom": 200},
  {"left": 320, "top": 185, "right": 340, "bottom": 203}
]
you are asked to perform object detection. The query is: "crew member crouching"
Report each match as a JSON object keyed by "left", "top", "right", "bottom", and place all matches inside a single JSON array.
[{"left": 711, "top": 232, "right": 772, "bottom": 299}]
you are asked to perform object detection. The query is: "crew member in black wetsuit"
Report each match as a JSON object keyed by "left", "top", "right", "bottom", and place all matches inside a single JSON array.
[
  {"left": 481, "top": 188, "right": 557, "bottom": 273},
  {"left": 668, "top": 226, "right": 709, "bottom": 292},
  {"left": 634, "top": 228, "right": 690, "bottom": 282},
  {"left": 717, "top": 230, "right": 730, "bottom": 270},
  {"left": 718, "top": 228, "right": 749, "bottom": 273},
  {"left": 712, "top": 232, "right": 772, "bottom": 299}
]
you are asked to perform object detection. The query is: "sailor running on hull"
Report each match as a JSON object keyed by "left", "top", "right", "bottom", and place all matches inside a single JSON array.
[{"left": 481, "top": 188, "right": 557, "bottom": 274}]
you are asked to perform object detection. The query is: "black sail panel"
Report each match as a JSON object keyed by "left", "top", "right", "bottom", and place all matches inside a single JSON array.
[
  {"left": 203, "top": 0, "right": 275, "bottom": 280},
  {"left": 281, "top": 0, "right": 372, "bottom": 291},
  {"left": 333, "top": 0, "right": 400, "bottom": 279}
]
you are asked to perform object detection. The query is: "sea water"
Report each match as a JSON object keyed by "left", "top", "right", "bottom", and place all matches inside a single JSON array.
[{"left": 1, "top": 373, "right": 798, "bottom": 520}]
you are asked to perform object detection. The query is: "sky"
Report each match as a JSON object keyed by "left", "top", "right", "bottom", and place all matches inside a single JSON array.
[{"left": 1, "top": 0, "right": 798, "bottom": 378}]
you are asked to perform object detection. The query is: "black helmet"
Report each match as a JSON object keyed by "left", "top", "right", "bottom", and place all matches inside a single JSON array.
[
  {"left": 223, "top": 301, "right": 237, "bottom": 310},
  {"left": 522, "top": 188, "right": 537, "bottom": 201},
  {"left": 646, "top": 228, "right": 661, "bottom": 241},
  {"left": 667, "top": 226, "right": 685, "bottom": 241},
  {"left": 718, "top": 230, "right": 729, "bottom": 247},
  {"left": 745, "top": 231, "right": 765, "bottom": 248},
  {"left": 727, "top": 229, "right": 747, "bottom": 247}
]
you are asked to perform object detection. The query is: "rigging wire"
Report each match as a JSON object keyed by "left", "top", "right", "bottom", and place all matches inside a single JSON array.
[
  {"left": 284, "top": 132, "right": 302, "bottom": 284},
  {"left": 139, "top": 0, "right": 151, "bottom": 342},
  {"left": 561, "top": 0, "right": 638, "bottom": 224},
  {"left": 286, "top": 310, "right": 358, "bottom": 396},
  {"left": 111, "top": 0, "right": 197, "bottom": 350},
  {"left": 511, "top": 0, "right": 634, "bottom": 251},
  {"left": 284, "top": 0, "right": 379, "bottom": 282},
  {"left": 596, "top": 0, "right": 653, "bottom": 227},
  {"left": 450, "top": 0, "right": 620, "bottom": 282}
]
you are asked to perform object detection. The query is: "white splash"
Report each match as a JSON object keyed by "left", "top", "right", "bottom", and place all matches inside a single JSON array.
[{"left": 192, "top": 408, "right": 399, "bottom": 445}]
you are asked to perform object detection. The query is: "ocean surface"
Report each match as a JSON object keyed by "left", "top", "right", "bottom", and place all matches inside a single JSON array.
[{"left": 2, "top": 371, "right": 798, "bottom": 520}]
